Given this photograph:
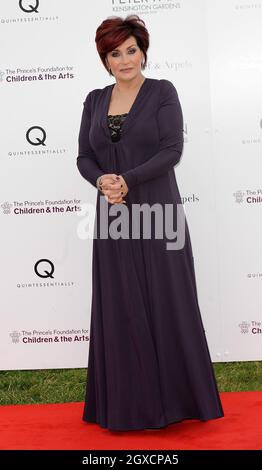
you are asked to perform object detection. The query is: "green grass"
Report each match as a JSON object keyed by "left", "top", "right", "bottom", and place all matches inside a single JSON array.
[
  {"left": 0, "top": 362, "right": 261, "bottom": 406},
  {"left": 0, "top": 368, "right": 87, "bottom": 406},
  {"left": 214, "top": 361, "right": 262, "bottom": 392}
]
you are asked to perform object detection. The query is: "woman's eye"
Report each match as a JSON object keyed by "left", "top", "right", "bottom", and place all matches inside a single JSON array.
[{"left": 111, "top": 49, "right": 136, "bottom": 57}]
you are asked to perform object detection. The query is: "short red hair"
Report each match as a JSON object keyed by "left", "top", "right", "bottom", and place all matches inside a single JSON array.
[{"left": 95, "top": 14, "right": 149, "bottom": 76}]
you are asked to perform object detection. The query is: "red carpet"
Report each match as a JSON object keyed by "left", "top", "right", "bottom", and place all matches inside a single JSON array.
[{"left": 0, "top": 392, "right": 261, "bottom": 450}]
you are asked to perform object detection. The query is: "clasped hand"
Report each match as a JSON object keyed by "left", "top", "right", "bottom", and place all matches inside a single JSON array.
[{"left": 98, "top": 174, "right": 128, "bottom": 204}]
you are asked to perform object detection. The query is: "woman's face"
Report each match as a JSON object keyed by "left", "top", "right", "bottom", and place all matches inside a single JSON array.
[{"left": 106, "top": 36, "right": 144, "bottom": 81}]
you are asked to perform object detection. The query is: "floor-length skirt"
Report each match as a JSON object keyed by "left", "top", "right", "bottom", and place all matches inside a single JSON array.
[{"left": 82, "top": 172, "right": 224, "bottom": 431}]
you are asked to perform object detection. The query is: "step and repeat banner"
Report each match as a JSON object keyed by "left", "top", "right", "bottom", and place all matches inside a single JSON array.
[{"left": 0, "top": 0, "right": 261, "bottom": 370}]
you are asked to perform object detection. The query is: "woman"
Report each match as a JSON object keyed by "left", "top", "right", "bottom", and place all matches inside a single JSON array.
[{"left": 77, "top": 14, "right": 224, "bottom": 432}]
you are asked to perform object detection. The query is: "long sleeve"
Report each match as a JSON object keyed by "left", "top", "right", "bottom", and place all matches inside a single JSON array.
[
  {"left": 121, "top": 80, "right": 184, "bottom": 190},
  {"left": 76, "top": 91, "right": 104, "bottom": 188}
]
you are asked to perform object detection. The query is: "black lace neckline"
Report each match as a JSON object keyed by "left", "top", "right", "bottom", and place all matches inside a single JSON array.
[
  {"left": 107, "top": 113, "right": 128, "bottom": 142},
  {"left": 107, "top": 113, "right": 128, "bottom": 117}
]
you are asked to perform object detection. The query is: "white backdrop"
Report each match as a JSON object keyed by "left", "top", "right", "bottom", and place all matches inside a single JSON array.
[{"left": 0, "top": 0, "right": 261, "bottom": 370}]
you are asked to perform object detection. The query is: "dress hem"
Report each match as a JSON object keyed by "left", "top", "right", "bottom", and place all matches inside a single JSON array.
[{"left": 82, "top": 411, "right": 224, "bottom": 432}]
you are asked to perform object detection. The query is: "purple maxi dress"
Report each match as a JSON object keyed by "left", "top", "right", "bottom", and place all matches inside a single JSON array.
[{"left": 77, "top": 77, "right": 224, "bottom": 431}]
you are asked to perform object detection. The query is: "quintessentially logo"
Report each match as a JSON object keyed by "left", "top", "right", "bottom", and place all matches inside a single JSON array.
[
  {"left": 26, "top": 126, "right": 46, "bottom": 146},
  {"left": 19, "top": 0, "right": 39, "bottom": 13},
  {"left": 34, "top": 259, "right": 54, "bottom": 278}
]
